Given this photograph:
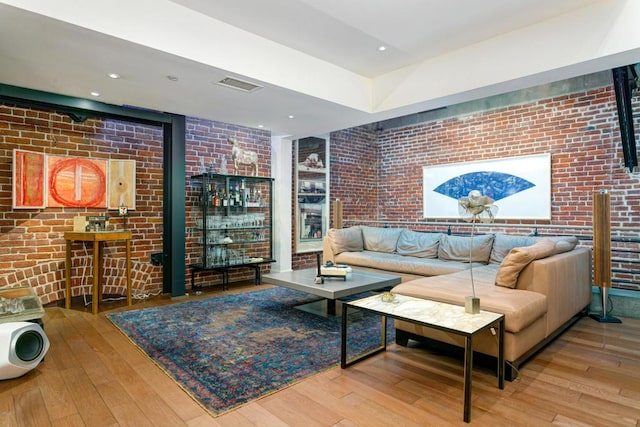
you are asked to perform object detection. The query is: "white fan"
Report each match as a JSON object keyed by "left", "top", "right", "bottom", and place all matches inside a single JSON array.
[{"left": 457, "top": 190, "right": 498, "bottom": 313}]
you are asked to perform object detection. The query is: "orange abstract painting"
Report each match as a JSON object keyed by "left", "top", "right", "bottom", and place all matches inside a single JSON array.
[
  {"left": 47, "top": 156, "right": 107, "bottom": 208},
  {"left": 13, "top": 149, "right": 46, "bottom": 209}
]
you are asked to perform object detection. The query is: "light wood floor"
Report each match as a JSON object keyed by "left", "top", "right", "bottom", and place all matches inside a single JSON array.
[{"left": 2, "top": 283, "right": 639, "bottom": 427}]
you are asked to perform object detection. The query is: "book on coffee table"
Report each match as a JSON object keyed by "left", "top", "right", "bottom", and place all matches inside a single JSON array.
[{"left": 320, "top": 264, "right": 352, "bottom": 278}]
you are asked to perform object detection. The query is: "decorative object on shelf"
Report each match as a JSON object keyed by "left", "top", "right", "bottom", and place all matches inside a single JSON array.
[
  {"left": 228, "top": 137, "right": 258, "bottom": 176},
  {"left": 118, "top": 204, "right": 129, "bottom": 231},
  {"left": 85, "top": 215, "right": 108, "bottom": 232},
  {"left": 220, "top": 156, "right": 228, "bottom": 174},
  {"left": 589, "top": 191, "right": 622, "bottom": 323},
  {"left": 458, "top": 190, "right": 498, "bottom": 314},
  {"left": 302, "top": 153, "right": 324, "bottom": 169},
  {"left": 295, "top": 136, "right": 330, "bottom": 253},
  {"left": 198, "top": 158, "right": 207, "bottom": 174}
]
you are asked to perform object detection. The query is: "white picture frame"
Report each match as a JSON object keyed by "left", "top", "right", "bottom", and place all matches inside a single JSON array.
[{"left": 423, "top": 153, "right": 551, "bottom": 220}]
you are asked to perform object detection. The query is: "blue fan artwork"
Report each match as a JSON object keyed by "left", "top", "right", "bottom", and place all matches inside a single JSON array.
[{"left": 433, "top": 171, "right": 535, "bottom": 202}]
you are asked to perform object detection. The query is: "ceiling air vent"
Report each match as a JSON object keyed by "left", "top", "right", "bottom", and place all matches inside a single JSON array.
[{"left": 216, "top": 76, "right": 262, "bottom": 93}]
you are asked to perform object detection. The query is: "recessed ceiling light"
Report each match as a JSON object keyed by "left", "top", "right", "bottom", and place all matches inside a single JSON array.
[
  {"left": 377, "top": 45, "right": 387, "bottom": 52},
  {"left": 107, "top": 73, "right": 121, "bottom": 79},
  {"left": 288, "top": 115, "right": 295, "bottom": 119},
  {"left": 258, "top": 124, "right": 264, "bottom": 128},
  {"left": 90, "top": 91, "right": 100, "bottom": 97},
  {"left": 167, "top": 75, "right": 179, "bottom": 82}
]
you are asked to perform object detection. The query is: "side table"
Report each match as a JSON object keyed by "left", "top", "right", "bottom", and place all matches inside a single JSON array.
[
  {"left": 64, "top": 231, "right": 132, "bottom": 315},
  {"left": 341, "top": 293, "right": 504, "bottom": 423}
]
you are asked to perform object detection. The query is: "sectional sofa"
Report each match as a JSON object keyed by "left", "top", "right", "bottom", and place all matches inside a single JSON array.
[{"left": 322, "top": 226, "right": 592, "bottom": 379}]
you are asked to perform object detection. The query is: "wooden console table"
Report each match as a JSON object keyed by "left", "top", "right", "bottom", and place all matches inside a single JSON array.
[{"left": 64, "top": 231, "right": 132, "bottom": 315}]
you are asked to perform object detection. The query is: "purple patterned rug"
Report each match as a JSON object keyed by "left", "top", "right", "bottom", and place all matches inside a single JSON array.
[{"left": 108, "top": 286, "right": 393, "bottom": 416}]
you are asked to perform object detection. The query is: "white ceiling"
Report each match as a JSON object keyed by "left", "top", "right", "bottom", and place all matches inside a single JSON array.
[{"left": 0, "top": 0, "right": 639, "bottom": 138}]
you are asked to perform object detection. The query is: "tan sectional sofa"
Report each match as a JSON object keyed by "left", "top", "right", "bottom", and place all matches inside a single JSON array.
[{"left": 323, "top": 226, "right": 592, "bottom": 379}]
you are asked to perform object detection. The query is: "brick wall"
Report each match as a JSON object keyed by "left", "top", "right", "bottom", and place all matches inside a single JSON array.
[
  {"left": 319, "top": 85, "right": 640, "bottom": 289},
  {"left": 0, "top": 104, "right": 165, "bottom": 304},
  {"left": 0, "top": 104, "right": 271, "bottom": 304},
  {"left": 375, "top": 86, "right": 639, "bottom": 229}
]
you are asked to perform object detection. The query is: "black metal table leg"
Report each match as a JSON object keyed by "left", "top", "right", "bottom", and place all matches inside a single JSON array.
[{"left": 463, "top": 336, "right": 473, "bottom": 423}]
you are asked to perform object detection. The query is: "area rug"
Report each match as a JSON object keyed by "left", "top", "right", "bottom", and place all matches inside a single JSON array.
[{"left": 107, "top": 287, "right": 393, "bottom": 416}]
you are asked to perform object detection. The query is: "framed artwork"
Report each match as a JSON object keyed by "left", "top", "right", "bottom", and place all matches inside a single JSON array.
[
  {"left": 47, "top": 156, "right": 107, "bottom": 208},
  {"left": 423, "top": 153, "right": 551, "bottom": 220},
  {"left": 295, "top": 135, "right": 329, "bottom": 253},
  {"left": 13, "top": 149, "right": 46, "bottom": 209},
  {"left": 108, "top": 159, "right": 136, "bottom": 210}
]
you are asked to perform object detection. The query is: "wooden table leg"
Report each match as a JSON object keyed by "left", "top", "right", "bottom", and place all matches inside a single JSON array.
[
  {"left": 126, "top": 238, "right": 132, "bottom": 307},
  {"left": 92, "top": 240, "right": 100, "bottom": 315},
  {"left": 65, "top": 240, "right": 72, "bottom": 309}
]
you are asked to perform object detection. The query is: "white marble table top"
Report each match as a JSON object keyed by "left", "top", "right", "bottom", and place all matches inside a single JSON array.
[{"left": 347, "top": 293, "right": 503, "bottom": 335}]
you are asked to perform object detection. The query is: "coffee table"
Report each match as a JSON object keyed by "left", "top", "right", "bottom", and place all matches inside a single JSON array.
[
  {"left": 262, "top": 268, "right": 401, "bottom": 315},
  {"left": 341, "top": 293, "right": 504, "bottom": 423}
]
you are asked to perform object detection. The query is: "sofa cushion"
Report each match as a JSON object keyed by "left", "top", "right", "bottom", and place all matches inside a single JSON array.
[
  {"left": 495, "top": 239, "right": 556, "bottom": 288},
  {"left": 392, "top": 265, "right": 547, "bottom": 333},
  {"left": 327, "top": 226, "right": 363, "bottom": 255},
  {"left": 547, "top": 236, "right": 579, "bottom": 255},
  {"left": 335, "top": 251, "right": 473, "bottom": 276},
  {"left": 438, "top": 234, "right": 494, "bottom": 263},
  {"left": 490, "top": 234, "right": 539, "bottom": 264},
  {"left": 396, "top": 230, "right": 442, "bottom": 258},
  {"left": 361, "top": 226, "right": 403, "bottom": 253}
]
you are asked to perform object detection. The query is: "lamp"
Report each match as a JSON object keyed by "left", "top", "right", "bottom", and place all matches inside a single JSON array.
[{"left": 458, "top": 190, "right": 498, "bottom": 314}]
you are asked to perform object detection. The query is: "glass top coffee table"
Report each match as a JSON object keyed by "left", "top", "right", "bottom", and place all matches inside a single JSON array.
[
  {"left": 262, "top": 268, "right": 401, "bottom": 316},
  {"left": 341, "top": 293, "right": 505, "bottom": 423}
]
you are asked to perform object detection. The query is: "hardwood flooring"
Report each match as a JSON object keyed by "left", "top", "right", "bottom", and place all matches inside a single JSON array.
[{"left": 1, "top": 284, "right": 638, "bottom": 426}]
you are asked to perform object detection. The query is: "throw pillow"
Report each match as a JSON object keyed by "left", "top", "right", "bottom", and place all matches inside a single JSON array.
[
  {"left": 489, "top": 233, "right": 538, "bottom": 264},
  {"left": 328, "top": 226, "right": 363, "bottom": 255},
  {"left": 396, "top": 230, "right": 442, "bottom": 258},
  {"left": 361, "top": 226, "right": 403, "bottom": 253},
  {"left": 438, "top": 234, "right": 494, "bottom": 263},
  {"left": 495, "top": 239, "right": 556, "bottom": 288},
  {"left": 546, "top": 236, "right": 579, "bottom": 255}
]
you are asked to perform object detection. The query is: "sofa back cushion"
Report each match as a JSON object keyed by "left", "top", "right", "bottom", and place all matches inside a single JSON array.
[
  {"left": 327, "top": 226, "right": 363, "bottom": 255},
  {"left": 495, "top": 239, "right": 556, "bottom": 288},
  {"left": 490, "top": 234, "right": 539, "bottom": 264},
  {"left": 490, "top": 234, "right": 579, "bottom": 263},
  {"left": 546, "top": 236, "right": 579, "bottom": 255},
  {"left": 438, "top": 234, "right": 494, "bottom": 263},
  {"left": 396, "top": 230, "right": 442, "bottom": 258},
  {"left": 361, "top": 226, "right": 403, "bottom": 253}
]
